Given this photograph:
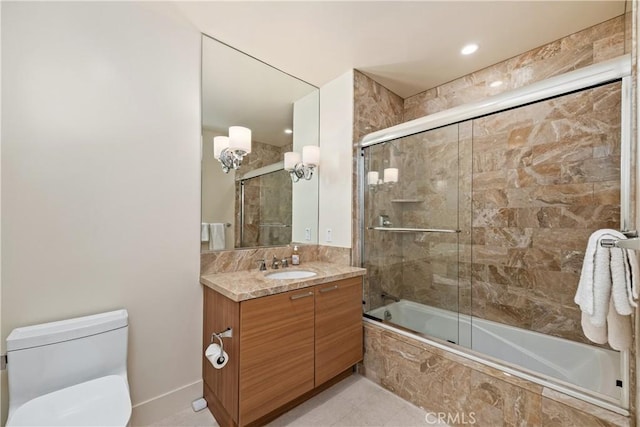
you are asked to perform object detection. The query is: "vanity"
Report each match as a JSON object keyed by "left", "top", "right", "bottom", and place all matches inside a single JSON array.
[{"left": 201, "top": 261, "right": 366, "bottom": 427}]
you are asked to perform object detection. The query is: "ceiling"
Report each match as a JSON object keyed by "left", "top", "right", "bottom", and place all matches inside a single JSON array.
[{"left": 176, "top": 1, "right": 626, "bottom": 99}]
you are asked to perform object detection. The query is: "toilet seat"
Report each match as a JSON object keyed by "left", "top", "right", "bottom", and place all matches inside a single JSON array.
[{"left": 7, "top": 375, "right": 131, "bottom": 426}]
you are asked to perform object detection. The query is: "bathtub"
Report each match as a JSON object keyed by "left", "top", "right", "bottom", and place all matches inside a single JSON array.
[{"left": 366, "top": 300, "right": 629, "bottom": 411}]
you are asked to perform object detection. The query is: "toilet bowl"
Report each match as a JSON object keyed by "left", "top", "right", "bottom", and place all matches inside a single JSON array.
[{"left": 6, "top": 310, "right": 132, "bottom": 426}]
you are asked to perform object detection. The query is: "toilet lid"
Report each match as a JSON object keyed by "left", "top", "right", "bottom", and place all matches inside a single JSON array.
[{"left": 7, "top": 375, "right": 132, "bottom": 426}]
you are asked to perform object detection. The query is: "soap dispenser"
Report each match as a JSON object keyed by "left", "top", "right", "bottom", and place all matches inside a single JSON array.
[{"left": 292, "top": 245, "right": 300, "bottom": 265}]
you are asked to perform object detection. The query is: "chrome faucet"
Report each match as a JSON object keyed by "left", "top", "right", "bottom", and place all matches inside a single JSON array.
[
  {"left": 257, "top": 259, "right": 267, "bottom": 271},
  {"left": 281, "top": 258, "right": 289, "bottom": 268},
  {"left": 271, "top": 255, "right": 280, "bottom": 270},
  {"left": 381, "top": 292, "right": 400, "bottom": 303}
]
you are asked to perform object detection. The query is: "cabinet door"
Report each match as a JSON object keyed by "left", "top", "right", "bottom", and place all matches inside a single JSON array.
[
  {"left": 239, "top": 288, "right": 315, "bottom": 425},
  {"left": 314, "top": 277, "right": 363, "bottom": 385}
]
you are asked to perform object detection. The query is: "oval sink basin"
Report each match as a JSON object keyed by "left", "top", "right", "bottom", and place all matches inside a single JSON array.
[{"left": 265, "top": 270, "right": 317, "bottom": 280}]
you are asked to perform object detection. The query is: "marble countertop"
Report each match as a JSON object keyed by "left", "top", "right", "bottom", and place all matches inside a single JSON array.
[{"left": 200, "top": 261, "right": 366, "bottom": 302}]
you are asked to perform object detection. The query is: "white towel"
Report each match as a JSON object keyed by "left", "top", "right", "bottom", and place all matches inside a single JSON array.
[
  {"left": 208, "top": 223, "right": 226, "bottom": 250},
  {"left": 581, "top": 300, "right": 632, "bottom": 350},
  {"left": 581, "top": 312, "right": 607, "bottom": 345},
  {"left": 575, "top": 229, "right": 637, "bottom": 350},
  {"left": 625, "top": 249, "right": 639, "bottom": 306},
  {"left": 201, "top": 223, "right": 209, "bottom": 243},
  {"left": 607, "top": 299, "right": 632, "bottom": 351}
]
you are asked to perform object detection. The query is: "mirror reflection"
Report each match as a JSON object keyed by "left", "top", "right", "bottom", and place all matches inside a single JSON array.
[{"left": 201, "top": 35, "right": 319, "bottom": 251}]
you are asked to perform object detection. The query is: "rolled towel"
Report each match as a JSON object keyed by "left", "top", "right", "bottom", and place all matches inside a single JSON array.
[{"left": 201, "top": 223, "right": 209, "bottom": 243}]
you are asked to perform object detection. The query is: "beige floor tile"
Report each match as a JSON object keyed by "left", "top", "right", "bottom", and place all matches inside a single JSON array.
[
  {"left": 146, "top": 406, "right": 218, "bottom": 427},
  {"left": 149, "top": 374, "right": 443, "bottom": 427}
]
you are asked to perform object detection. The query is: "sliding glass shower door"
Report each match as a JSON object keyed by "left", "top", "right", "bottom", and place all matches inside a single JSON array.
[{"left": 363, "top": 123, "right": 472, "bottom": 347}]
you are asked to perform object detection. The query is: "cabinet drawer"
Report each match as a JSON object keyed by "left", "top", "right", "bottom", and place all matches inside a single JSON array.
[
  {"left": 314, "top": 277, "right": 363, "bottom": 385},
  {"left": 239, "top": 288, "right": 315, "bottom": 425}
]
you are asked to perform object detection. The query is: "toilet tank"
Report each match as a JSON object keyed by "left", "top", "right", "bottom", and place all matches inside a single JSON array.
[{"left": 6, "top": 309, "right": 129, "bottom": 412}]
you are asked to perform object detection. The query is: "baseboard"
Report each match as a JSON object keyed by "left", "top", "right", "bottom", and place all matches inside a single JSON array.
[{"left": 130, "top": 379, "right": 203, "bottom": 426}]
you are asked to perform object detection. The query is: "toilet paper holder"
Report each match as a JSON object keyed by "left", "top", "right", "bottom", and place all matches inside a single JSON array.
[{"left": 210, "top": 328, "right": 233, "bottom": 364}]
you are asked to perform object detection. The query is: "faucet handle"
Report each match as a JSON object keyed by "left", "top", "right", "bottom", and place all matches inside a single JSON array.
[
  {"left": 256, "top": 259, "right": 267, "bottom": 271},
  {"left": 281, "top": 258, "right": 289, "bottom": 268}
]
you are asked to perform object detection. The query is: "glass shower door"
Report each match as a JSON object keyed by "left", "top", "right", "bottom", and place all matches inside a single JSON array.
[
  {"left": 238, "top": 169, "right": 292, "bottom": 248},
  {"left": 363, "top": 123, "right": 471, "bottom": 347}
]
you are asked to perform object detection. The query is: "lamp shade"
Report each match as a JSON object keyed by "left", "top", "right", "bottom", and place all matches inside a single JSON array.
[
  {"left": 367, "top": 171, "right": 379, "bottom": 185},
  {"left": 284, "top": 152, "right": 301, "bottom": 170},
  {"left": 229, "top": 126, "right": 251, "bottom": 153},
  {"left": 213, "top": 136, "right": 229, "bottom": 159},
  {"left": 383, "top": 168, "right": 398, "bottom": 183},
  {"left": 302, "top": 145, "right": 320, "bottom": 166}
]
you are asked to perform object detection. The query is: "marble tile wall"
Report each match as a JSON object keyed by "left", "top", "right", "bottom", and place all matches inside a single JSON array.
[
  {"left": 363, "top": 323, "right": 630, "bottom": 427},
  {"left": 352, "top": 71, "right": 404, "bottom": 272},
  {"left": 469, "top": 82, "right": 621, "bottom": 344},
  {"left": 200, "top": 244, "right": 350, "bottom": 276}
]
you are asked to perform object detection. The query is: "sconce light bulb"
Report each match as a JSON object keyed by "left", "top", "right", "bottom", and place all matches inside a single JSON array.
[
  {"left": 383, "top": 168, "right": 399, "bottom": 183},
  {"left": 302, "top": 145, "right": 320, "bottom": 167},
  {"left": 284, "top": 151, "right": 301, "bottom": 171},
  {"left": 228, "top": 126, "right": 252, "bottom": 154},
  {"left": 213, "top": 136, "right": 229, "bottom": 160}
]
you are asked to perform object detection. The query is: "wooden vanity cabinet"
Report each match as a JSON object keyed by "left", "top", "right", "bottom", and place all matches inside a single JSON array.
[
  {"left": 203, "top": 276, "right": 363, "bottom": 427},
  {"left": 239, "top": 288, "right": 315, "bottom": 425},
  {"left": 314, "top": 277, "right": 363, "bottom": 385}
]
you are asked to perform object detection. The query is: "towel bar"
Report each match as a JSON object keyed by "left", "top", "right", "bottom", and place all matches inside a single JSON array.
[
  {"left": 367, "top": 227, "right": 460, "bottom": 233},
  {"left": 601, "top": 238, "right": 640, "bottom": 250},
  {"left": 600, "top": 230, "right": 639, "bottom": 249}
]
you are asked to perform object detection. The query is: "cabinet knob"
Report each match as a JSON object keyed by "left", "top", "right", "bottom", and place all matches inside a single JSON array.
[{"left": 290, "top": 291, "right": 314, "bottom": 300}]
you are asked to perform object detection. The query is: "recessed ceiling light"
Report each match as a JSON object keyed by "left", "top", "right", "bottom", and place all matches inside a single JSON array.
[
  {"left": 489, "top": 80, "right": 503, "bottom": 88},
  {"left": 284, "top": 129, "right": 293, "bottom": 134},
  {"left": 461, "top": 43, "right": 479, "bottom": 55}
]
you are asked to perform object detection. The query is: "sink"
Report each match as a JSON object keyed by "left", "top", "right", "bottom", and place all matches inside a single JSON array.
[{"left": 265, "top": 270, "right": 317, "bottom": 280}]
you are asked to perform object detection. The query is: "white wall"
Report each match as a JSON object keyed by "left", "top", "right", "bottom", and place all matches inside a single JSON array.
[
  {"left": 1, "top": 2, "right": 201, "bottom": 424},
  {"left": 318, "top": 71, "right": 354, "bottom": 248},
  {"left": 292, "top": 91, "right": 320, "bottom": 244}
]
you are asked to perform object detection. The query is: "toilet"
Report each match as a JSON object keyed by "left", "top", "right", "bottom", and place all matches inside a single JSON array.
[{"left": 6, "top": 309, "right": 132, "bottom": 426}]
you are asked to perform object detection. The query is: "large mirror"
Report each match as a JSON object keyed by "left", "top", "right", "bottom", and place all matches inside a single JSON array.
[{"left": 201, "top": 35, "right": 319, "bottom": 252}]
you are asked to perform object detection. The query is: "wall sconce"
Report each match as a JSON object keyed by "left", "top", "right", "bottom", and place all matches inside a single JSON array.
[
  {"left": 383, "top": 168, "right": 398, "bottom": 183},
  {"left": 213, "top": 126, "right": 252, "bottom": 173},
  {"left": 368, "top": 168, "right": 398, "bottom": 192},
  {"left": 284, "top": 146, "right": 320, "bottom": 182}
]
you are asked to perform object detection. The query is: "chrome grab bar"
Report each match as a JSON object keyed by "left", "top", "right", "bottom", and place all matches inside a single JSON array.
[{"left": 367, "top": 227, "right": 460, "bottom": 233}]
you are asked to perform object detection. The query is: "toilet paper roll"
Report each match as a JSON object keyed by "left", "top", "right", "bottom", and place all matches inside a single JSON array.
[{"left": 205, "top": 343, "right": 229, "bottom": 369}]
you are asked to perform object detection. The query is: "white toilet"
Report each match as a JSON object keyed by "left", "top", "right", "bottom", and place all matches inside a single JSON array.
[{"left": 6, "top": 309, "right": 132, "bottom": 426}]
